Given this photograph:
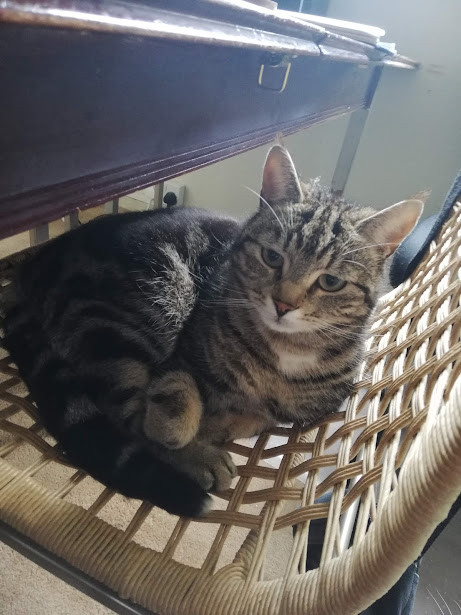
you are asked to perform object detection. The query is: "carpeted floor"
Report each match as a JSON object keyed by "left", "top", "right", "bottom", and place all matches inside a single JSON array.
[{"left": 0, "top": 542, "right": 113, "bottom": 615}]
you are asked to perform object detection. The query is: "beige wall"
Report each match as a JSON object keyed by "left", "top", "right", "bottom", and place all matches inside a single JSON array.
[
  {"left": 181, "top": 118, "right": 348, "bottom": 218},
  {"left": 180, "top": 0, "right": 461, "bottom": 218},
  {"left": 326, "top": 0, "right": 461, "bottom": 215}
]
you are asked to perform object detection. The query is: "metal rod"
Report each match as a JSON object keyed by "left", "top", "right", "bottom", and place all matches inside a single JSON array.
[
  {"left": 330, "top": 108, "right": 370, "bottom": 196},
  {"left": 151, "top": 182, "right": 164, "bottom": 210},
  {"left": 331, "top": 65, "right": 383, "bottom": 196},
  {"left": 29, "top": 224, "right": 49, "bottom": 246},
  {"left": 65, "top": 210, "right": 80, "bottom": 231},
  {"left": 0, "top": 521, "right": 154, "bottom": 615},
  {"left": 104, "top": 198, "right": 120, "bottom": 215}
]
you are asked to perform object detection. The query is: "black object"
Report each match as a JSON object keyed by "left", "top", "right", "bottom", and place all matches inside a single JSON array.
[
  {"left": 360, "top": 561, "right": 420, "bottom": 615},
  {"left": 360, "top": 494, "right": 461, "bottom": 614},
  {"left": 163, "top": 192, "right": 178, "bottom": 207},
  {"left": 390, "top": 170, "right": 461, "bottom": 286}
]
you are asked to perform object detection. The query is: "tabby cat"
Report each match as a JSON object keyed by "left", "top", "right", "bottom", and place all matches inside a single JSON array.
[{"left": 2, "top": 146, "right": 423, "bottom": 517}]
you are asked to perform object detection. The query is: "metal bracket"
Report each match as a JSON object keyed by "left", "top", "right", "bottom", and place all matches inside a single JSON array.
[{"left": 258, "top": 53, "right": 292, "bottom": 93}]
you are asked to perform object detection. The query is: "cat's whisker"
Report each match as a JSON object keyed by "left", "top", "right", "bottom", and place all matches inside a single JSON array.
[
  {"left": 342, "top": 242, "right": 395, "bottom": 256},
  {"left": 323, "top": 330, "right": 366, "bottom": 342},
  {"left": 221, "top": 289, "right": 249, "bottom": 300},
  {"left": 207, "top": 302, "right": 257, "bottom": 311},
  {"left": 280, "top": 207, "right": 291, "bottom": 230},
  {"left": 318, "top": 321, "right": 364, "bottom": 332},
  {"left": 427, "top": 587, "right": 445, "bottom": 615},
  {"left": 310, "top": 318, "right": 366, "bottom": 333},
  {"left": 243, "top": 185, "right": 285, "bottom": 232},
  {"left": 187, "top": 270, "right": 203, "bottom": 282},
  {"left": 205, "top": 284, "right": 248, "bottom": 298},
  {"left": 218, "top": 282, "right": 247, "bottom": 294},
  {"left": 314, "top": 322, "right": 368, "bottom": 342},
  {"left": 202, "top": 300, "right": 249, "bottom": 307},
  {"left": 342, "top": 259, "right": 371, "bottom": 273},
  {"left": 314, "top": 321, "right": 365, "bottom": 329},
  {"left": 436, "top": 589, "right": 453, "bottom": 615},
  {"left": 314, "top": 329, "right": 339, "bottom": 346},
  {"left": 210, "top": 231, "right": 227, "bottom": 248},
  {"left": 323, "top": 328, "right": 365, "bottom": 339},
  {"left": 324, "top": 330, "right": 368, "bottom": 342}
]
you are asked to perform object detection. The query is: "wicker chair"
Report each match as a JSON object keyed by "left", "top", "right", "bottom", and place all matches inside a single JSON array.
[{"left": 0, "top": 197, "right": 460, "bottom": 615}]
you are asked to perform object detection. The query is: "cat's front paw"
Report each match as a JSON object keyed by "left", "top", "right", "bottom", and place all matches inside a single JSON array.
[
  {"left": 155, "top": 440, "right": 237, "bottom": 494},
  {"left": 189, "top": 445, "right": 237, "bottom": 493}
]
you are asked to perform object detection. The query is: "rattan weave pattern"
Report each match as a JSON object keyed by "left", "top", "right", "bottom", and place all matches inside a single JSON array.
[{"left": 0, "top": 205, "right": 460, "bottom": 615}]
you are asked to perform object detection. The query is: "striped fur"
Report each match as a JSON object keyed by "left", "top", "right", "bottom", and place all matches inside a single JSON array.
[{"left": 2, "top": 146, "right": 422, "bottom": 516}]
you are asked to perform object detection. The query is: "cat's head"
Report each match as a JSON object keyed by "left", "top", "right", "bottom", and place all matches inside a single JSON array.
[{"left": 231, "top": 145, "right": 423, "bottom": 335}]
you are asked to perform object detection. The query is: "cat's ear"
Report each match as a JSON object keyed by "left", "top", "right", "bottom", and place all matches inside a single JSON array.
[
  {"left": 356, "top": 199, "right": 424, "bottom": 257},
  {"left": 261, "top": 145, "right": 303, "bottom": 207}
]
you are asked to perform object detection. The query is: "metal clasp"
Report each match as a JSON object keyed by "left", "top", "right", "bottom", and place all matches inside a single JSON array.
[{"left": 258, "top": 53, "right": 292, "bottom": 93}]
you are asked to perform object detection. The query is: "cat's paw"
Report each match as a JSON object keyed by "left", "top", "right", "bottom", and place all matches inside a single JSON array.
[
  {"left": 155, "top": 441, "right": 237, "bottom": 494},
  {"left": 190, "top": 446, "right": 237, "bottom": 493}
]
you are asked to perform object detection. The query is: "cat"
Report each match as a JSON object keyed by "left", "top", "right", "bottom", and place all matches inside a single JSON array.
[{"left": 1, "top": 145, "right": 423, "bottom": 517}]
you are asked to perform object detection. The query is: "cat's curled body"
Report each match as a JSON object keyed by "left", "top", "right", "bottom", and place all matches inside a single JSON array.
[{"left": 2, "top": 146, "right": 422, "bottom": 516}]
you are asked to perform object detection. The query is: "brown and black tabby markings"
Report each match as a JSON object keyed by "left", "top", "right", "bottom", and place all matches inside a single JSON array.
[{"left": 2, "top": 146, "right": 423, "bottom": 517}]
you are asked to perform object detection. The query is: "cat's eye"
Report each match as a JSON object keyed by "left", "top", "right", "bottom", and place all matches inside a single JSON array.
[
  {"left": 261, "top": 247, "right": 284, "bottom": 269},
  {"left": 317, "top": 274, "right": 347, "bottom": 292}
]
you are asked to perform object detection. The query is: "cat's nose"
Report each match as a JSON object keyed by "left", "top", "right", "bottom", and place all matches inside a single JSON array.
[{"left": 273, "top": 299, "right": 296, "bottom": 318}]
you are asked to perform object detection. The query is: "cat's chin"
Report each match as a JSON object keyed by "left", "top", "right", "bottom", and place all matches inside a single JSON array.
[
  {"left": 262, "top": 319, "right": 307, "bottom": 334},
  {"left": 257, "top": 310, "right": 314, "bottom": 335}
]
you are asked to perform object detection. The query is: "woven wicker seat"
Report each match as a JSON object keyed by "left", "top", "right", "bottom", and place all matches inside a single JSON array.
[{"left": 0, "top": 203, "right": 460, "bottom": 615}]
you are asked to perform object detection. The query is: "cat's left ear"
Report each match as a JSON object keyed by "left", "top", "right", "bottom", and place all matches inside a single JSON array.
[
  {"left": 356, "top": 199, "right": 424, "bottom": 257},
  {"left": 261, "top": 145, "right": 303, "bottom": 207}
]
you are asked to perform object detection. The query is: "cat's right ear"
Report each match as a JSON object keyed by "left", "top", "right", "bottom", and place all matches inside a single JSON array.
[
  {"left": 261, "top": 145, "right": 303, "bottom": 207},
  {"left": 356, "top": 199, "right": 424, "bottom": 257}
]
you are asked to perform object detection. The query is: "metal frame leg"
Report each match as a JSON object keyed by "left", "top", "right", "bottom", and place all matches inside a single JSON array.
[
  {"left": 330, "top": 107, "right": 370, "bottom": 196},
  {"left": 149, "top": 182, "right": 164, "bottom": 210},
  {"left": 29, "top": 224, "right": 49, "bottom": 246},
  {"left": 331, "top": 65, "right": 383, "bottom": 196},
  {"left": 65, "top": 210, "right": 80, "bottom": 231},
  {"left": 105, "top": 198, "right": 120, "bottom": 215}
]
